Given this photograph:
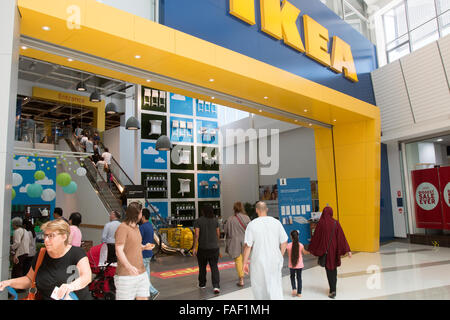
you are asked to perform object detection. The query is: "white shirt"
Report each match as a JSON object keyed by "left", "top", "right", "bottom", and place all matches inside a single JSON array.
[
  {"left": 80, "top": 136, "right": 88, "bottom": 145},
  {"left": 85, "top": 140, "right": 94, "bottom": 153},
  {"left": 11, "top": 227, "right": 30, "bottom": 259},
  {"left": 244, "top": 216, "right": 288, "bottom": 300},
  {"left": 102, "top": 152, "right": 112, "bottom": 165},
  {"left": 102, "top": 220, "right": 121, "bottom": 244}
]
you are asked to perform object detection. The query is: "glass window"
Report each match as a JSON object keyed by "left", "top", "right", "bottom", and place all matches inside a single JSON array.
[
  {"left": 383, "top": 3, "right": 408, "bottom": 44},
  {"left": 410, "top": 19, "right": 439, "bottom": 51},
  {"left": 387, "top": 42, "right": 410, "bottom": 62},
  {"left": 407, "top": 0, "right": 437, "bottom": 30},
  {"left": 436, "top": 0, "right": 450, "bottom": 14},
  {"left": 386, "top": 34, "right": 409, "bottom": 51},
  {"left": 439, "top": 11, "right": 450, "bottom": 36}
]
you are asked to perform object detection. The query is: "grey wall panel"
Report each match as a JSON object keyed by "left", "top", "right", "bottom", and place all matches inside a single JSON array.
[
  {"left": 401, "top": 42, "right": 450, "bottom": 123},
  {"left": 371, "top": 61, "right": 415, "bottom": 132}
]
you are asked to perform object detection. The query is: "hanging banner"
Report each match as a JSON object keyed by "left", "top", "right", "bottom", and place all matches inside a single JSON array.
[
  {"left": 277, "top": 178, "right": 312, "bottom": 245},
  {"left": 411, "top": 168, "right": 444, "bottom": 229},
  {"left": 438, "top": 166, "right": 450, "bottom": 230}
]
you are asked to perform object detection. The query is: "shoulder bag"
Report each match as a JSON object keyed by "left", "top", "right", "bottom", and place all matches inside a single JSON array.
[
  {"left": 318, "top": 221, "right": 336, "bottom": 268},
  {"left": 24, "top": 247, "right": 46, "bottom": 300},
  {"left": 234, "top": 214, "right": 248, "bottom": 232}
]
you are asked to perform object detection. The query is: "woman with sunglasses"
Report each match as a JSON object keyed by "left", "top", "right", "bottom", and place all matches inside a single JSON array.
[{"left": 0, "top": 219, "right": 92, "bottom": 300}]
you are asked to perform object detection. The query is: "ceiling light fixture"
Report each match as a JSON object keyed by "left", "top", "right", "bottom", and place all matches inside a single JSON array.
[
  {"left": 90, "top": 90, "right": 101, "bottom": 102},
  {"left": 156, "top": 135, "right": 172, "bottom": 151},
  {"left": 68, "top": 58, "right": 73, "bottom": 62},
  {"left": 21, "top": 46, "right": 28, "bottom": 50},
  {"left": 437, "top": 138, "right": 443, "bottom": 142},
  {"left": 135, "top": 55, "right": 141, "bottom": 59},
  {"left": 125, "top": 116, "right": 140, "bottom": 130},
  {"left": 105, "top": 102, "right": 119, "bottom": 114},
  {"left": 76, "top": 81, "right": 87, "bottom": 92},
  {"left": 42, "top": 26, "right": 51, "bottom": 31},
  {"left": 146, "top": 79, "right": 151, "bottom": 82},
  {"left": 209, "top": 78, "right": 215, "bottom": 82}
]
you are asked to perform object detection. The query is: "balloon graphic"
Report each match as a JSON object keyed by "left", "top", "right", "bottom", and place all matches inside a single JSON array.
[
  {"left": 62, "top": 181, "right": 77, "bottom": 194},
  {"left": 12, "top": 173, "right": 22, "bottom": 187},
  {"left": 76, "top": 167, "right": 87, "bottom": 177},
  {"left": 12, "top": 188, "right": 16, "bottom": 200},
  {"left": 27, "top": 184, "right": 43, "bottom": 198},
  {"left": 41, "top": 188, "right": 56, "bottom": 202},
  {"left": 34, "top": 170, "right": 46, "bottom": 180},
  {"left": 56, "top": 173, "right": 72, "bottom": 187}
]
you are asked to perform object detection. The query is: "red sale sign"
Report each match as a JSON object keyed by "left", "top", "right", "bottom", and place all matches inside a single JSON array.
[
  {"left": 411, "top": 168, "right": 444, "bottom": 229},
  {"left": 438, "top": 166, "right": 450, "bottom": 230}
]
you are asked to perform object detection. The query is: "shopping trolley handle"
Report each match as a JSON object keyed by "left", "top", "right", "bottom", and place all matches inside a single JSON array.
[{"left": 6, "top": 286, "right": 18, "bottom": 300}]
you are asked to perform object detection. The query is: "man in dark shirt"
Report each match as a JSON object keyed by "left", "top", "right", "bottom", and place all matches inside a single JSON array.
[
  {"left": 139, "top": 208, "right": 159, "bottom": 300},
  {"left": 193, "top": 205, "right": 220, "bottom": 294}
]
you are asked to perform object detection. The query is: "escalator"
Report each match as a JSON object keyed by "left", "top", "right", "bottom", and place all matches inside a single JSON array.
[{"left": 64, "top": 136, "right": 193, "bottom": 256}]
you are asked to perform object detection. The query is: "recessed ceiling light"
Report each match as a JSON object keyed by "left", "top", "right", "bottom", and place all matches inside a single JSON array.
[
  {"left": 259, "top": 109, "right": 262, "bottom": 112},
  {"left": 294, "top": 120, "right": 298, "bottom": 122},
  {"left": 146, "top": 79, "right": 151, "bottom": 82},
  {"left": 333, "top": 119, "right": 337, "bottom": 122},
  {"left": 304, "top": 109, "right": 308, "bottom": 112},
  {"left": 67, "top": 58, "right": 73, "bottom": 62},
  {"left": 21, "top": 46, "right": 28, "bottom": 50},
  {"left": 42, "top": 26, "right": 50, "bottom": 31},
  {"left": 211, "top": 96, "right": 215, "bottom": 100},
  {"left": 263, "top": 96, "right": 268, "bottom": 99},
  {"left": 437, "top": 138, "right": 443, "bottom": 142},
  {"left": 135, "top": 55, "right": 141, "bottom": 59},
  {"left": 309, "top": 123, "right": 312, "bottom": 126},
  {"left": 209, "top": 78, "right": 215, "bottom": 82}
]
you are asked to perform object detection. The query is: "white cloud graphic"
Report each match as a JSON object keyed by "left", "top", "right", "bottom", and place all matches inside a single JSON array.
[
  {"left": 14, "top": 157, "right": 36, "bottom": 170},
  {"left": 20, "top": 184, "right": 30, "bottom": 193},
  {"left": 171, "top": 94, "right": 186, "bottom": 101},
  {"left": 36, "top": 177, "right": 54, "bottom": 186},
  {"left": 143, "top": 146, "right": 159, "bottom": 155},
  {"left": 209, "top": 176, "right": 219, "bottom": 182},
  {"left": 154, "top": 157, "right": 166, "bottom": 164}
]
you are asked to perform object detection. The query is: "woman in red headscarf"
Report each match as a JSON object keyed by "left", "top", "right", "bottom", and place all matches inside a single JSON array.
[{"left": 308, "top": 206, "right": 351, "bottom": 299}]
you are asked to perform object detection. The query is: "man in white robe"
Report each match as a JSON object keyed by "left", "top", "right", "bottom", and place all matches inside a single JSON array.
[{"left": 242, "top": 201, "right": 288, "bottom": 300}]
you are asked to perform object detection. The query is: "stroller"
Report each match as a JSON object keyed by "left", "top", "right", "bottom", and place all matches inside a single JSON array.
[{"left": 87, "top": 243, "right": 117, "bottom": 300}]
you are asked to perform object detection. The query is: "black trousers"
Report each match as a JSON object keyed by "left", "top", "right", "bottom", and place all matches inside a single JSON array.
[
  {"left": 197, "top": 248, "right": 220, "bottom": 288},
  {"left": 289, "top": 268, "right": 303, "bottom": 294},
  {"left": 326, "top": 267, "right": 337, "bottom": 293},
  {"left": 11, "top": 254, "right": 28, "bottom": 278}
]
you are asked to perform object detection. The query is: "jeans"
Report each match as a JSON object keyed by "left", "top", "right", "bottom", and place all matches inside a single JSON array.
[
  {"left": 197, "top": 248, "right": 220, "bottom": 288},
  {"left": 289, "top": 268, "right": 303, "bottom": 294},
  {"left": 143, "top": 257, "right": 159, "bottom": 296},
  {"left": 326, "top": 267, "right": 337, "bottom": 293}
]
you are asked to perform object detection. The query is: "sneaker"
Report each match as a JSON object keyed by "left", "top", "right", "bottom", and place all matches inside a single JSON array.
[
  {"left": 198, "top": 284, "right": 206, "bottom": 289},
  {"left": 151, "top": 292, "right": 160, "bottom": 300},
  {"left": 328, "top": 292, "right": 336, "bottom": 299},
  {"left": 213, "top": 288, "right": 220, "bottom": 294}
]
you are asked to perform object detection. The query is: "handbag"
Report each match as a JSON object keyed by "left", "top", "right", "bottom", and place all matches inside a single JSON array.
[
  {"left": 318, "top": 221, "right": 336, "bottom": 268},
  {"left": 23, "top": 247, "right": 46, "bottom": 300},
  {"left": 234, "top": 214, "right": 247, "bottom": 231}
]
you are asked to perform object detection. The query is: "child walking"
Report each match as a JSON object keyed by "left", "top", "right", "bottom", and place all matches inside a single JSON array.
[{"left": 286, "top": 230, "right": 309, "bottom": 297}]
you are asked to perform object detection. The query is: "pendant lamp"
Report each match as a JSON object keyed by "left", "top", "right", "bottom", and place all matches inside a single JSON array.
[
  {"left": 90, "top": 90, "right": 101, "bottom": 102},
  {"left": 125, "top": 116, "right": 140, "bottom": 130},
  {"left": 105, "top": 102, "right": 119, "bottom": 114},
  {"left": 156, "top": 135, "right": 172, "bottom": 151}
]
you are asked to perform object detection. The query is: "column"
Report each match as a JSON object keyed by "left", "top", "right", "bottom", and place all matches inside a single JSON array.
[{"left": 0, "top": 0, "right": 20, "bottom": 299}]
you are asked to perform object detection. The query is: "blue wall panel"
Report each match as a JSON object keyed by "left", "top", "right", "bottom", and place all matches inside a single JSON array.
[{"left": 380, "top": 143, "right": 394, "bottom": 242}]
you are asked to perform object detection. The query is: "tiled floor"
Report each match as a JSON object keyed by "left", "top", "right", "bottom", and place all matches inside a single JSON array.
[{"left": 210, "top": 241, "right": 450, "bottom": 300}]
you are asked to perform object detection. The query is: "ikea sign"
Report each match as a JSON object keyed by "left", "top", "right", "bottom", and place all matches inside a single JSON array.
[{"left": 230, "top": 0, "right": 358, "bottom": 82}]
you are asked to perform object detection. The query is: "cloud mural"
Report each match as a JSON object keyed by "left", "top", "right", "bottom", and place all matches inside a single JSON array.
[
  {"left": 36, "top": 177, "right": 54, "bottom": 186},
  {"left": 154, "top": 157, "right": 166, "bottom": 163},
  {"left": 13, "top": 157, "right": 36, "bottom": 170},
  {"left": 171, "top": 94, "right": 186, "bottom": 101},
  {"left": 143, "top": 146, "right": 159, "bottom": 155},
  {"left": 19, "top": 184, "right": 30, "bottom": 193}
]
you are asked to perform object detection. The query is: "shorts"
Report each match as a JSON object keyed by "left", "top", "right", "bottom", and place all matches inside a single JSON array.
[{"left": 114, "top": 272, "right": 150, "bottom": 300}]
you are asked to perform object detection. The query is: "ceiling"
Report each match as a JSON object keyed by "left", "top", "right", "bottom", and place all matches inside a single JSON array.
[{"left": 18, "top": 56, "right": 132, "bottom": 130}]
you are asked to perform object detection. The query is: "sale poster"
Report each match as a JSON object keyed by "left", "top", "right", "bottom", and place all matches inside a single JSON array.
[
  {"left": 411, "top": 168, "right": 444, "bottom": 229},
  {"left": 438, "top": 166, "right": 450, "bottom": 230}
]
